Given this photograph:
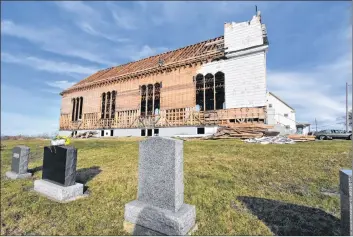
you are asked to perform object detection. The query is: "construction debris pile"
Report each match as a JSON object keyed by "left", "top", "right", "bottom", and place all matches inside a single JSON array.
[
  {"left": 73, "top": 131, "right": 98, "bottom": 139},
  {"left": 287, "top": 134, "right": 316, "bottom": 141},
  {"left": 202, "top": 123, "right": 317, "bottom": 143},
  {"left": 205, "top": 124, "right": 277, "bottom": 140},
  {"left": 244, "top": 136, "right": 296, "bottom": 144}
]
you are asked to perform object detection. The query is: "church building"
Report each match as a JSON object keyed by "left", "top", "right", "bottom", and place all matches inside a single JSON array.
[{"left": 59, "top": 12, "right": 294, "bottom": 137}]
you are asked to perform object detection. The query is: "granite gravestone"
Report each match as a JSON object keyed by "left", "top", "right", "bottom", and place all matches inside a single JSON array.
[
  {"left": 124, "top": 137, "right": 197, "bottom": 236},
  {"left": 5, "top": 145, "right": 32, "bottom": 179},
  {"left": 34, "top": 146, "right": 84, "bottom": 202},
  {"left": 340, "top": 169, "right": 353, "bottom": 236},
  {"left": 42, "top": 146, "right": 77, "bottom": 186}
]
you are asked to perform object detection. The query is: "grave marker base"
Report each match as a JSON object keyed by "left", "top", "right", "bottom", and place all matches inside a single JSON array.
[
  {"left": 124, "top": 200, "right": 196, "bottom": 236},
  {"left": 5, "top": 171, "right": 32, "bottom": 180},
  {"left": 123, "top": 221, "right": 198, "bottom": 236},
  {"left": 34, "top": 179, "right": 84, "bottom": 202}
]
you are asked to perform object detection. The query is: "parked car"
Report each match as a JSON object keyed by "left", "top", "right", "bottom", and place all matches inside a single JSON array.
[{"left": 314, "top": 129, "right": 352, "bottom": 140}]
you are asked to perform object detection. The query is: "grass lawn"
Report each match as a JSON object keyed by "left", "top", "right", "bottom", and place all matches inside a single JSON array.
[{"left": 1, "top": 138, "right": 352, "bottom": 235}]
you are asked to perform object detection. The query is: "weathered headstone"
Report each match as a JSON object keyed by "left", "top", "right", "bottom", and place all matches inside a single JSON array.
[
  {"left": 5, "top": 146, "right": 32, "bottom": 179},
  {"left": 340, "top": 169, "right": 352, "bottom": 236},
  {"left": 34, "top": 146, "right": 84, "bottom": 202},
  {"left": 124, "top": 137, "right": 197, "bottom": 236}
]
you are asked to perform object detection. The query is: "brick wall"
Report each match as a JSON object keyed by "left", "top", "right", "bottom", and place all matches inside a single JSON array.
[{"left": 60, "top": 65, "right": 201, "bottom": 115}]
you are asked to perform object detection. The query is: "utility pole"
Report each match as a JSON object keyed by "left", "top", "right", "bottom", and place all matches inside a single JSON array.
[
  {"left": 315, "top": 118, "right": 317, "bottom": 132},
  {"left": 346, "top": 82, "right": 349, "bottom": 132}
]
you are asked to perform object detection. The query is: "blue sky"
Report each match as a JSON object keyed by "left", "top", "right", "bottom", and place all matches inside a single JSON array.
[{"left": 1, "top": 1, "right": 352, "bottom": 135}]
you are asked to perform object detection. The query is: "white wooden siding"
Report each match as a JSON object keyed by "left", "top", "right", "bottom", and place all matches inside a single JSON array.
[{"left": 267, "top": 92, "right": 296, "bottom": 131}]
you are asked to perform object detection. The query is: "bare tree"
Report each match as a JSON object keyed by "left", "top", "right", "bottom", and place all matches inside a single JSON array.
[{"left": 337, "top": 110, "right": 352, "bottom": 130}]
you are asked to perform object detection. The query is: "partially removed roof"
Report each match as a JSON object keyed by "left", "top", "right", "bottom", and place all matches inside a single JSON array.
[{"left": 62, "top": 36, "right": 225, "bottom": 95}]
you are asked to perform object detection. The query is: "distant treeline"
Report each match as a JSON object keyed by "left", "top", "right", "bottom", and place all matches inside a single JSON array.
[{"left": 1, "top": 133, "right": 57, "bottom": 140}]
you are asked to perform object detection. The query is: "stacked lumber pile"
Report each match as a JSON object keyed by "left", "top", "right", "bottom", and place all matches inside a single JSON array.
[
  {"left": 205, "top": 123, "right": 275, "bottom": 140},
  {"left": 287, "top": 134, "right": 316, "bottom": 142},
  {"left": 74, "top": 131, "right": 98, "bottom": 139}
]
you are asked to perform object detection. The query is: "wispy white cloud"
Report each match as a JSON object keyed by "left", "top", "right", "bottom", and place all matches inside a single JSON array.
[
  {"left": 55, "top": 1, "right": 131, "bottom": 43},
  {"left": 1, "top": 52, "right": 98, "bottom": 75},
  {"left": 76, "top": 21, "right": 130, "bottom": 43},
  {"left": 129, "top": 45, "right": 169, "bottom": 61},
  {"left": 55, "top": 1, "right": 96, "bottom": 16},
  {"left": 110, "top": 5, "right": 138, "bottom": 30},
  {"left": 1, "top": 20, "right": 115, "bottom": 65},
  {"left": 136, "top": 1, "right": 264, "bottom": 26},
  {"left": 45, "top": 80, "right": 76, "bottom": 90},
  {"left": 268, "top": 51, "right": 351, "bottom": 127}
]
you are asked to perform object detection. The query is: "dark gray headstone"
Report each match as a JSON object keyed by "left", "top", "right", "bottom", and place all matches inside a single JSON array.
[
  {"left": 138, "top": 137, "right": 184, "bottom": 212},
  {"left": 340, "top": 169, "right": 352, "bottom": 236},
  {"left": 42, "top": 146, "right": 77, "bottom": 187},
  {"left": 11, "top": 146, "right": 30, "bottom": 174}
]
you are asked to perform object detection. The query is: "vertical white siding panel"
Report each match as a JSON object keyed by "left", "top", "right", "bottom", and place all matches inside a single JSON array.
[
  {"left": 223, "top": 51, "right": 267, "bottom": 108},
  {"left": 266, "top": 93, "right": 296, "bottom": 131}
]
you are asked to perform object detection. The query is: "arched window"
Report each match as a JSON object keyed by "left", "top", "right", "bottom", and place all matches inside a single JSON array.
[
  {"left": 106, "top": 92, "right": 111, "bottom": 119},
  {"left": 154, "top": 83, "right": 161, "bottom": 115},
  {"left": 71, "top": 97, "right": 84, "bottom": 121},
  {"left": 195, "top": 74, "right": 204, "bottom": 111},
  {"left": 215, "top": 71, "right": 225, "bottom": 110},
  {"left": 71, "top": 98, "right": 76, "bottom": 121},
  {"left": 204, "top": 73, "right": 214, "bottom": 111},
  {"left": 147, "top": 84, "right": 154, "bottom": 116},
  {"left": 75, "top": 97, "right": 80, "bottom": 121},
  {"left": 101, "top": 93, "right": 106, "bottom": 119},
  {"left": 140, "top": 85, "right": 146, "bottom": 117},
  {"left": 111, "top": 91, "right": 116, "bottom": 119},
  {"left": 79, "top": 97, "right": 83, "bottom": 119}
]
